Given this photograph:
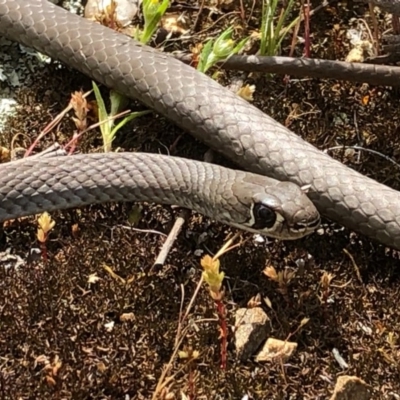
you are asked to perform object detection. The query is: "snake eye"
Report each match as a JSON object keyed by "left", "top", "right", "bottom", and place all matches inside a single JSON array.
[{"left": 252, "top": 203, "right": 277, "bottom": 229}]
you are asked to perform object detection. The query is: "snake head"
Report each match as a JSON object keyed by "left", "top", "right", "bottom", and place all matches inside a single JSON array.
[{"left": 228, "top": 176, "right": 320, "bottom": 240}]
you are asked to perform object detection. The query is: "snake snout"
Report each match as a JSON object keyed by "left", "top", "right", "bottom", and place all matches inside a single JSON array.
[
  {"left": 265, "top": 181, "right": 321, "bottom": 238},
  {"left": 291, "top": 207, "right": 321, "bottom": 234}
]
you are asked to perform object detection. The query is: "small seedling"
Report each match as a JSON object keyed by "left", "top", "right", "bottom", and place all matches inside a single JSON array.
[
  {"left": 319, "top": 271, "right": 334, "bottom": 306},
  {"left": 69, "top": 91, "right": 90, "bottom": 153},
  {"left": 90, "top": 0, "right": 167, "bottom": 152},
  {"left": 140, "top": 0, "right": 170, "bottom": 44},
  {"left": 92, "top": 82, "right": 151, "bottom": 152},
  {"left": 197, "top": 27, "right": 249, "bottom": 74},
  {"left": 263, "top": 265, "right": 296, "bottom": 302},
  {"left": 260, "top": 0, "right": 299, "bottom": 56},
  {"left": 37, "top": 212, "right": 55, "bottom": 262},
  {"left": 201, "top": 254, "right": 228, "bottom": 369},
  {"left": 178, "top": 346, "right": 200, "bottom": 399}
]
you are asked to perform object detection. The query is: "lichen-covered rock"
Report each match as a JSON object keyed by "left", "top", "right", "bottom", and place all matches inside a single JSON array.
[
  {"left": 330, "top": 376, "right": 372, "bottom": 400},
  {"left": 234, "top": 307, "right": 269, "bottom": 361},
  {"left": 255, "top": 338, "right": 297, "bottom": 363}
]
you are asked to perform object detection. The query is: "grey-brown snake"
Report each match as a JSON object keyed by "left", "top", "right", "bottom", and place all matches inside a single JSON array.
[{"left": 0, "top": 0, "right": 400, "bottom": 248}]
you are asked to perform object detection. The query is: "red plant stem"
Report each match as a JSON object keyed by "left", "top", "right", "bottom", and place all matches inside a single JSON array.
[
  {"left": 215, "top": 299, "right": 227, "bottom": 369},
  {"left": 303, "top": 0, "right": 311, "bottom": 57},
  {"left": 188, "top": 364, "right": 196, "bottom": 400},
  {"left": 40, "top": 241, "right": 48, "bottom": 262},
  {"left": 68, "top": 132, "right": 80, "bottom": 155}
]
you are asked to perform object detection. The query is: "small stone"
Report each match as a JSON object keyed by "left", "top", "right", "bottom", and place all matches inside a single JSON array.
[
  {"left": 234, "top": 307, "right": 269, "bottom": 361},
  {"left": 330, "top": 376, "right": 372, "bottom": 400},
  {"left": 119, "top": 312, "right": 135, "bottom": 322},
  {"left": 255, "top": 338, "right": 297, "bottom": 362}
]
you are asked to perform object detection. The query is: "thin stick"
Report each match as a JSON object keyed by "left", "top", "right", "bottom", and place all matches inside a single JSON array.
[
  {"left": 325, "top": 145, "right": 400, "bottom": 169},
  {"left": 30, "top": 143, "right": 67, "bottom": 159},
  {"left": 152, "top": 209, "right": 190, "bottom": 268},
  {"left": 173, "top": 52, "right": 400, "bottom": 87},
  {"left": 152, "top": 277, "right": 204, "bottom": 399},
  {"left": 343, "top": 248, "right": 364, "bottom": 286},
  {"left": 9, "top": 143, "right": 67, "bottom": 163}
]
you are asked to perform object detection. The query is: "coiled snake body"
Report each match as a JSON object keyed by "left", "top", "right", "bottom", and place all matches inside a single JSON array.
[{"left": 0, "top": 0, "right": 399, "bottom": 248}]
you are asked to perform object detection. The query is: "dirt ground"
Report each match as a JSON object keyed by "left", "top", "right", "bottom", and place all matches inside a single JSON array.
[{"left": 1, "top": 0, "right": 400, "bottom": 399}]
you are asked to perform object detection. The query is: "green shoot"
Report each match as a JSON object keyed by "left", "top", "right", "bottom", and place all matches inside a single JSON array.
[
  {"left": 201, "top": 255, "right": 225, "bottom": 302},
  {"left": 197, "top": 27, "right": 249, "bottom": 74},
  {"left": 92, "top": 82, "right": 151, "bottom": 152},
  {"left": 140, "top": 0, "right": 169, "bottom": 44},
  {"left": 260, "top": 0, "right": 299, "bottom": 56},
  {"left": 92, "top": 0, "right": 168, "bottom": 151}
]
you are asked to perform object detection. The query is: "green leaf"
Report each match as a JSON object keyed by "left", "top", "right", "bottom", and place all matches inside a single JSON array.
[
  {"left": 197, "top": 39, "right": 214, "bottom": 73},
  {"left": 92, "top": 81, "right": 112, "bottom": 150},
  {"left": 110, "top": 110, "right": 152, "bottom": 137},
  {"left": 141, "top": 0, "right": 169, "bottom": 44},
  {"left": 92, "top": 82, "right": 152, "bottom": 152}
]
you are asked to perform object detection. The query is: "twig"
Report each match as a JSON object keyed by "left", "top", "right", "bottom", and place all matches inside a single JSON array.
[
  {"left": 111, "top": 224, "right": 167, "bottom": 238},
  {"left": 246, "top": 0, "right": 257, "bottom": 24},
  {"left": 175, "top": 284, "right": 187, "bottom": 350},
  {"left": 303, "top": 0, "right": 311, "bottom": 57},
  {"left": 30, "top": 143, "right": 67, "bottom": 159},
  {"left": 343, "top": 248, "right": 364, "bottom": 285},
  {"left": 174, "top": 53, "right": 400, "bottom": 86},
  {"left": 325, "top": 145, "right": 400, "bottom": 169},
  {"left": 239, "top": 0, "right": 245, "bottom": 21},
  {"left": 213, "top": 232, "right": 245, "bottom": 259},
  {"left": 289, "top": 13, "right": 301, "bottom": 58},
  {"left": 192, "top": 0, "right": 205, "bottom": 32},
  {"left": 152, "top": 209, "right": 190, "bottom": 268},
  {"left": 152, "top": 277, "right": 204, "bottom": 400},
  {"left": 369, "top": 2, "right": 381, "bottom": 53},
  {"left": 9, "top": 143, "right": 67, "bottom": 163}
]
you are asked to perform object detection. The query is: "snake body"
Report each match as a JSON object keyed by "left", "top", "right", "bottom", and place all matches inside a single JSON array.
[
  {"left": 0, "top": 0, "right": 400, "bottom": 248},
  {"left": 0, "top": 153, "right": 320, "bottom": 239}
]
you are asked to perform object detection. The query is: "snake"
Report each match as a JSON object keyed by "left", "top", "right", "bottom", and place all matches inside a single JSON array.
[
  {"left": 0, "top": 0, "right": 399, "bottom": 248},
  {"left": 0, "top": 153, "right": 320, "bottom": 239}
]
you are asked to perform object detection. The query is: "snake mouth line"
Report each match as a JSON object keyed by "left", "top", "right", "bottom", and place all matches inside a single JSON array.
[{"left": 296, "top": 217, "right": 321, "bottom": 230}]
